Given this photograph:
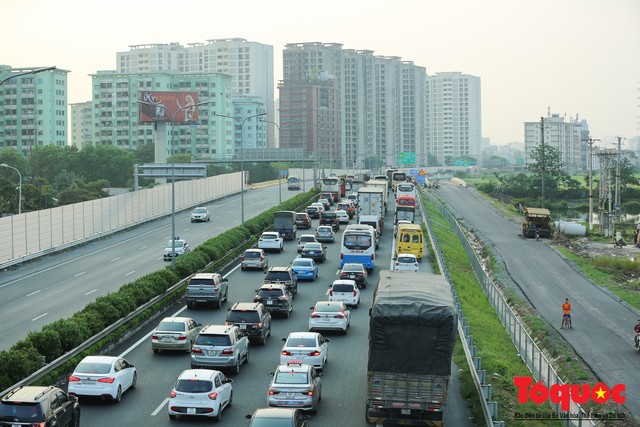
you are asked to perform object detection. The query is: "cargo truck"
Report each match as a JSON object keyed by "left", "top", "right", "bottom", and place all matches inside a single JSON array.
[
  {"left": 357, "top": 187, "right": 385, "bottom": 229},
  {"left": 273, "top": 211, "right": 297, "bottom": 240},
  {"left": 366, "top": 271, "right": 457, "bottom": 426},
  {"left": 365, "top": 179, "right": 389, "bottom": 209}
]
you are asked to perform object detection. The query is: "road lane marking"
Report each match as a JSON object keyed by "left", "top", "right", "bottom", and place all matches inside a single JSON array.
[
  {"left": 27, "top": 290, "right": 42, "bottom": 297},
  {"left": 74, "top": 272, "right": 86, "bottom": 277},
  {"left": 125, "top": 271, "right": 136, "bottom": 276},
  {"left": 32, "top": 313, "right": 48, "bottom": 321},
  {"left": 151, "top": 398, "right": 169, "bottom": 416},
  {"left": 111, "top": 257, "right": 120, "bottom": 262},
  {"left": 140, "top": 245, "right": 148, "bottom": 250},
  {"left": 85, "top": 289, "right": 98, "bottom": 296}
]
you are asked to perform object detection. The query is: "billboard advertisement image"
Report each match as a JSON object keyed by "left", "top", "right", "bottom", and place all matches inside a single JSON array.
[{"left": 138, "top": 91, "right": 200, "bottom": 123}]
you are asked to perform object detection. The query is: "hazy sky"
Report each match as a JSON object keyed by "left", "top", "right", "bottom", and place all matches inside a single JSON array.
[{"left": 4, "top": 0, "right": 639, "bottom": 147}]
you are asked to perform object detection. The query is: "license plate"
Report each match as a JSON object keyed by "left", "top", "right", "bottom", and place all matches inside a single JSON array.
[
  {"left": 281, "top": 400, "right": 302, "bottom": 405},
  {"left": 349, "top": 274, "right": 355, "bottom": 278},
  {"left": 267, "top": 300, "right": 273, "bottom": 305},
  {"left": 309, "top": 251, "right": 316, "bottom": 254},
  {"left": 81, "top": 380, "right": 94, "bottom": 385},
  {"left": 240, "top": 324, "right": 246, "bottom": 329},
  {"left": 187, "top": 407, "right": 196, "bottom": 415},
  {"left": 287, "top": 393, "right": 295, "bottom": 398},
  {"left": 401, "top": 408, "right": 411, "bottom": 415}
]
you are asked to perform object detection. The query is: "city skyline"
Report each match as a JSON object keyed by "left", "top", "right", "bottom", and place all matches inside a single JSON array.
[{"left": 4, "top": 0, "right": 639, "bottom": 148}]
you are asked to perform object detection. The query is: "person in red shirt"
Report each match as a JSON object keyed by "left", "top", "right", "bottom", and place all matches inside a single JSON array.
[{"left": 561, "top": 298, "right": 572, "bottom": 329}]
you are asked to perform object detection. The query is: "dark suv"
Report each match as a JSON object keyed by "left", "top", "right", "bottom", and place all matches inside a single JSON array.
[
  {"left": 305, "top": 205, "right": 320, "bottom": 219},
  {"left": 0, "top": 386, "right": 80, "bottom": 427},
  {"left": 320, "top": 212, "right": 340, "bottom": 231},
  {"left": 225, "top": 302, "right": 272, "bottom": 345},
  {"left": 254, "top": 284, "right": 293, "bottom": 318},
  {"left": 263, "top": 266, "right": 298, "bottom": 297}
]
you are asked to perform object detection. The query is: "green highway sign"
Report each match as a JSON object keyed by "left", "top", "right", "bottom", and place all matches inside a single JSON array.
[{"left": 398, "top": 151, "right": 415, "bottom": 165}]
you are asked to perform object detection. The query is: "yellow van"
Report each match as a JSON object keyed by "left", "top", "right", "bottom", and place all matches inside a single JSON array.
[{"left": 396, "top": 223, "right": 424, "bottom": 261}]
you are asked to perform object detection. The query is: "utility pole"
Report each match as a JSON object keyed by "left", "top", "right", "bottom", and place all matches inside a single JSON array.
[
  {"left": 584, "top": 137, "right": 600, "bottom": 232},
  {"left": 540, "top": 117, "right": 545, "bottom": 208},
  {"left": 615, "top": 136, "right": 622, "bottom": 211}
]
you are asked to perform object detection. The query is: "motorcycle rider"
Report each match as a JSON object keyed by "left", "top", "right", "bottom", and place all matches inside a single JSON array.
[{"left": 634, "top": 320, "right": 640, "bottom": 348}]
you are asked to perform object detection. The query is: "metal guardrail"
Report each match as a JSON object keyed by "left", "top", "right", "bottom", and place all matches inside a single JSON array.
[
  {"left": 417, "top": 189, "right": 503, "bottom": 427},
  {"left": 424, "top": 189, "right": 593, "bottom": 427}
]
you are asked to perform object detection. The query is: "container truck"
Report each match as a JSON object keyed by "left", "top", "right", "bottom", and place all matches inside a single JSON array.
[
  {"left": 366, "top": 271, "right": 457, "bottom": 426},
  {"left": 365, "top": 179, "right": 389, "bottom": 209},
  {"left": 273, "top": 211, "right": 297, "bottom": 240},
  {"left": 357, "top": 187, "right": 385, "bottom": 228}
]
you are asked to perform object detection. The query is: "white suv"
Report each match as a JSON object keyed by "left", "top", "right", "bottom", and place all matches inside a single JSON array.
[
  {"left": 191, "top": 325, "right": 250, "bottom": 374},
  {"left": 168, "top": 369, "right": 232, "bottom": 421}
]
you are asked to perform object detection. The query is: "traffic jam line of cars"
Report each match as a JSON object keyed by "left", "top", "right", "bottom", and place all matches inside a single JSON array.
[{"left": 1, "top": 195, "right": 410, "bottom": 426}]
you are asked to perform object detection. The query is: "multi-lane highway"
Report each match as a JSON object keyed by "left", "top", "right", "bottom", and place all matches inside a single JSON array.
[
  {"left": 0, "top": 185, "right": 297, "bottom": 350},
  {"left": 72, "top": 197, "right": 473, "bottom": 426}
]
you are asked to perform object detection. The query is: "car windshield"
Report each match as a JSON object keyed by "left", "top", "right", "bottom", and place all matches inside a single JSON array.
[
  {"left": 165, "top": 241, "right": 185, "bottom": 249},
  {"left": 274, "top": 371, "right": 309, "bottom": 384},
  {"left": 315, "top": 303, "right": 342, "bottom": 312},
  {"left": 175, "top": 379, "right": 213, "bottom": 393},
  {"left": 157, "top": 321, "right": 186, "bottom": 332},
  {"left": 332, "top": 284, "right": 355, "bottom": 292},
  {"left": 193, "top": 208, "right": 207, "bottom": 213},
  {"left": 265, "top": 271, "right": 291, "bottom": 281},
  {"left": 286, "top": 337, "right": 317, "bottom": 347},
  {"left": 303, "top": 243, "right": 322, "bottom": 251},
  {"left": 195, "top": 334, "right": 231, "bottom": 346},
  {"left": 75, "top": 362, "right": 111, "bottom": 374},
  {"left": 227, "top": 311, "right": 260, "bottom": 323},
  {"left": 343, "top": 264, "right": 363, "bottom": 273}
]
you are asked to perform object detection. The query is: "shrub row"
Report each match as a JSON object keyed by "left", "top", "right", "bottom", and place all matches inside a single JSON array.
[{"left": 0, "top": 190, "right": 318, "bottom": 391}]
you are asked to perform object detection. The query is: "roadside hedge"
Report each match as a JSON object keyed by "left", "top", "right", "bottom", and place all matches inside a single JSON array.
[{"left": 0, "top": 190, "right": 318, "bottom": 392}]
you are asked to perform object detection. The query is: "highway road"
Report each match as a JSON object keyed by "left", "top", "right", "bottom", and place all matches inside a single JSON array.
[
  {"left": 0, "top": 185, "right": 300, "bottom": 350},
  {"left": 436, "top": 181, "right": 640, "bottom": 421},
  {"left": 72, "top": 200, "right": 474, "bottom": 426}
]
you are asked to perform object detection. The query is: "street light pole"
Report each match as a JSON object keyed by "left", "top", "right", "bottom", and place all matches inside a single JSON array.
[
  {"left": 1, "top": 163, "right": 22, "bottom": 215},
  {"left": 260, "top": 118, "right": 282, "bottom": 204},
  {"left": 0, "top": 66, "right": 56, "bottom": 87},
  {"left": 136, "top": 99, "right": 211, "bottom": 271}
]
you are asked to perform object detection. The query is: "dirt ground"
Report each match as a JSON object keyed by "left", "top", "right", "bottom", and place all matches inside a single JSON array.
[{"left": 552, "top": 233, "right": 640, "bottom": 260}]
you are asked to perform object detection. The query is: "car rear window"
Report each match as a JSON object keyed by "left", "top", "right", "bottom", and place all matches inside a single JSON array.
[
  {"left": 342, "top": 264, "right": 362, "bottom": 272},
  {"left": 265, "top": 272, "right": 291, "bottom": 281},
  {"left": 189, "top": 278, "right": 214, "bottom": 286},
  {"left": 332, "top": 284, "right": 355, "bottom": 292},
  {"left": 322, "top": 213, "right": 337, "bottom": 218},
  {"left": 258, "top": 289, "right": 284, "bottom": 298},
  {"left": 315, "top": 304, "right": 341, "bottom": 312},
  {"left": 244, "top": 251, "right": 260, "bottom": 258},
  {"left": 157, "top": 321, "right": 186, "bottom": 332},
  {"left": 397, "top": 256, "right": 416, "bottom": 263},
  {"left": 175, "top": 379, "right": 213, "bottom": 393},
  {"left": 75, "top": 362, "right": 111, "bottom": 374},
  {"left": 286, "top": 337, "right": 317, "bottom": 347},
  {"left": 0, "top": 402, "right": 43, "bottom": 419},
  {"left": 195, "top": 334, "right": 231, "bottom": 346},
  {"left": 226, "top": 311, "right": 260, "bottom": 323},
  {"left": 261, "top": 234, "right": 276, "bottom": 240},
  {"left": 274, "top": 371, "right": 309, "bottom": 384}
]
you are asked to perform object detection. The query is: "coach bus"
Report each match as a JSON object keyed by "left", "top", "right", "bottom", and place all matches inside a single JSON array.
[
  {"left": 391, "top": 170, "right": 407, "bottom": 193},
  {"left": 322, "top": 176, "right": 341, "bottom": 202}
]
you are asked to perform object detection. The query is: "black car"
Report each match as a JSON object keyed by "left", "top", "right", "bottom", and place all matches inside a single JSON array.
[
  {"left": 320, "top": 212, "right": 340, "bottom": 231},
  {"left": 339, "top": 263, "right": 368, "bottom": 288},
  {"left": 295, "top": 212, "right": 312, "bottom": 229},
  {"left": 263, "top": 266, "right": 298, "bottom": 297},
  {"left": 225, "top": 302, "right": 272, "bottom": 345},
  {"left": 300, "top": 242, "right": 327, "bottom": 263},
  {"left": 254, "top": 284, "right": 294, "bottom": 318},
  {"left": 305, "top": 205, "right": 321, "bottom": 219},
  {"left": 320, "top": 193, "right": 334, "bottom": 206},
  {"left": 0, "top": 386, "right": 80, "bottom": 427}
]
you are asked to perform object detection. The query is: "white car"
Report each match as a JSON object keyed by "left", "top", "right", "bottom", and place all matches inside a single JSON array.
[
  {"left": 280, "top": 332, "right": 330, "bottom": 371},
  {"left": 258, "top": 232, "right": 284, "bottom": 253},
  {"left": 394, "top": 254, "right": 420, "bottom": 271},
  {"left": 163, "top": 238, "right": 190, "bottom": 260},
  {"left": 68, "top": 355, "right": 137, "bottom": 402},
  {"left": 309, "top": 301, "right": 351, "bottom": 334},
  {"left": 190, "top": 206, "right": 211, "bottom": 222},
  {"left": 334, "top": 210, "right": 350, "bottom": 224},
  {"left": 327, "top": 279, "right": 360, "bottom": 308},
  {"left": 168, "top": 369, "right": 233, "bottom": 421}
]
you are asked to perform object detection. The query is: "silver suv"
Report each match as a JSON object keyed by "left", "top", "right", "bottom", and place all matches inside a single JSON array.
[
  {"left": 190, "top": 325, "right": 250, "bottom": 375},
  {"left": 186, "top": 273, "right": 229, "bottom": 309}
]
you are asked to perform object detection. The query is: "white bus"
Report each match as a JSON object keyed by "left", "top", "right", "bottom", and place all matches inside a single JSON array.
[{"left": 340, "top": 224, "right": 376, "bottom": 270}]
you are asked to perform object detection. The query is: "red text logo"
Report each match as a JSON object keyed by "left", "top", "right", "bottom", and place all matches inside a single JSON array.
[{"left": 513, "top": 376, "right": 625, "bottom": 411}]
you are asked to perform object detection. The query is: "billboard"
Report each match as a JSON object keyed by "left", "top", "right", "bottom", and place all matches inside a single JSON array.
[{"left": 138, "top": 91, "right": 200, "bottom": 123}]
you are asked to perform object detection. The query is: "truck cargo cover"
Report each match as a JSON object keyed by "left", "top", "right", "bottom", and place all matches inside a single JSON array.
[{"left": 368, "top": 271, "right": 457, "bottom": 375}]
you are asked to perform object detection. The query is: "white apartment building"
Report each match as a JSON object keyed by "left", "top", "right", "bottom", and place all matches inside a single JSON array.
[
  {"left": 69, "top": 101, "right": 93, "bottom": 149},
  {"left": 426, "top": 72, "right": 482, "bottom": 167},
  {"left": 524, "top": 114, "right": 579, "bottom": 172},
  {"left": 116, "top": 38, "right": 275, "bottom": 146}
]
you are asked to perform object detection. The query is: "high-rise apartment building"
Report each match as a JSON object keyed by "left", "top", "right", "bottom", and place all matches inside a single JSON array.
[
  {"left": 524, "top": 113, "right": 578, "bottom": 172},
  {"left": 0, "top": 65, "right": 69, "bottom": 155},
  {"left": 116, "top": 39, "right": 275, "bottom": 147},
  {"left": 426, "top": 72, "right": 482, "bottom": 167},
  {"left": 70, "top": 101, "right": 92, "bottom": 149}
]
